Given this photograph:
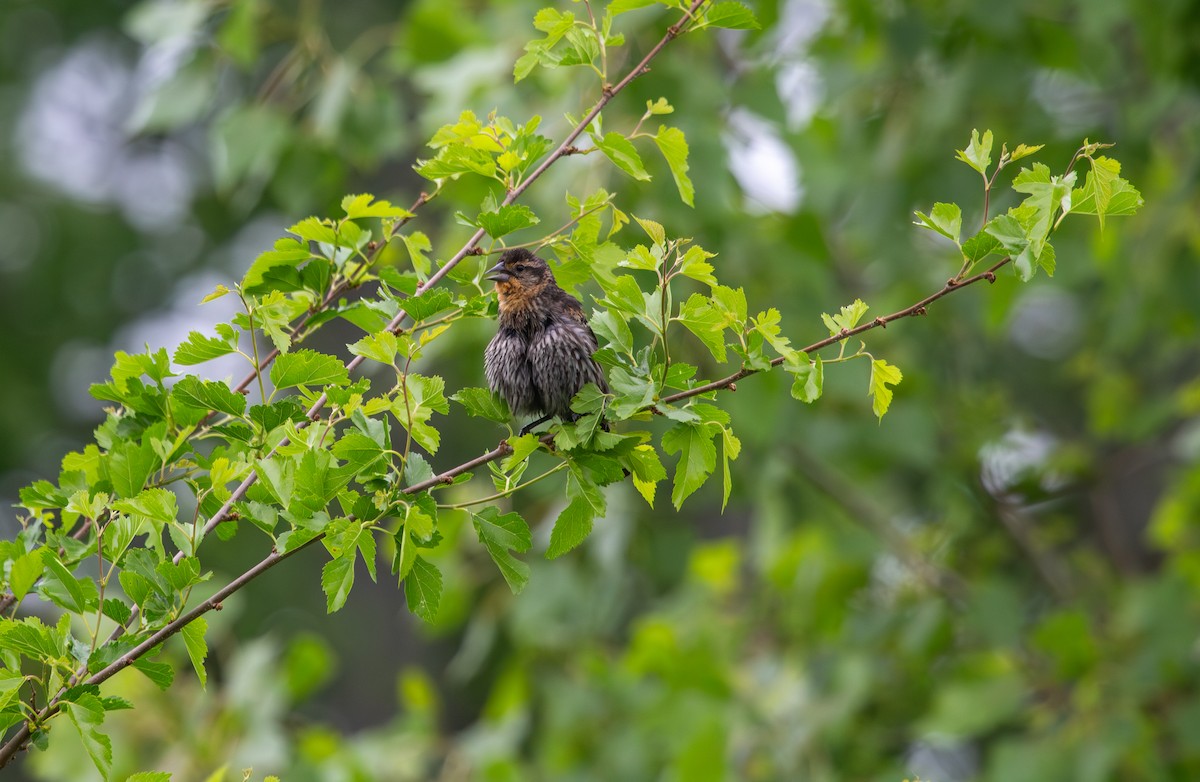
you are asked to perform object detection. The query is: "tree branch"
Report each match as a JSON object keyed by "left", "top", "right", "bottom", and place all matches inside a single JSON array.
[{"left": 659, "top": 257, "right": 1012, "bottom": 405}]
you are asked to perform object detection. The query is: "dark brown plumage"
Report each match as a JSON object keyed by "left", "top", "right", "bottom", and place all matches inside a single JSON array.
[{"left": 484, "top": 248, "right": 608, "bottom": 435}]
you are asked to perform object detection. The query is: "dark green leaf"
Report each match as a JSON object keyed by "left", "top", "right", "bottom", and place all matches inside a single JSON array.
[{"left": 653, "top": 126, "right": 694, "bottom": 207}]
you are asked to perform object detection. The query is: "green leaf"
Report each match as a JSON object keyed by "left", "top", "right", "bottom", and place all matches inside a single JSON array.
[
  {"left": 610, "top": 0, "right": 658, "bottom": 14},
  {"left": 62, "top": 692, "right": 112, "bottom": 779},
  {"left": 132, "top": 657, "right": 174, "bottom": 689},
  {"left": 625, "top": 444, "right": 667, "bottom": 507},
  {"left": 633, "top": 215, "right": 666, "bottom": 247},
  {"left": 321, "top": 552, "right": 355, "bottom": 613},
  {"left": 1009, "top": 143, "right": 1044, "bottom": 163},
  {"left": 171, "top": 376, "right": 246, "bottom": 418},
  {"left": 9, "top": 550, "right": 44, "bottom": 602},
  {"left": 787, "top": 355, "right": 823, "bottom": 403},
  {"left": 40, "top": 550, "right": 99, "bottom": 614},
  {"left": 546, "top": 464, "right": 606, "bottom": 558},
  {"left": 347, "top": 331, "right": 398, "bottom": 364},
  {"left": 590, "top": 309, "right": 633, "bottom": 354},
  {"left": 415, "top": 145, "right": 497, "bottom": 180},
  {"left": 181, "top": 617, "right": 208, "bottom": 688},
  {"left": 661, "top": 421, "right": 719, "bottom": 509},
  {"left": 961, "top": 230, "right": 1002, "bottom": 264},
  {"left": 472, "top": 508, "right": 532, "bottom": 593},
  {"left": 869, "top": 358, "right": 903, "bottom": 421},
  {"left": 341, "top": 193, "right": 412, "bottom": 220},
  {"left": 983, "top": 214, "right": 1033, "bottom": 280},
  {"left": 593, "top": 132, "right": 651, "bottom": 181},
  {"left": 112, "top": 487, "right": 178, "bottom": 526},
  {"left": 705, "top": 2, "right": 760, "bottom": 29},
  {"left": 241, "top": 237, "right": 311, "bottom": 291},
  {"left": 393, "top": 374, "right": 449, "bottom": 454},
  {"left": 955, "top": 128, "right": 993, "bottom": 176},
  {"left": 270, "top": 349, "right": 350, "bottom": 390},
  {"left": 503, "top": 433, "right": 542, "bottom": 472},
  {"left": 332, "top": 431, "right": 386, "bottom": 473},
  {"left": 397, "top": 288, "right": 454, "bottom": 322},
  {"left": 127, "top": 772, "right": 173, "bottom": 782},
  {"left": 720, "top": 425, "right": 741, "bottom": 511},
  {"left": 821, "top": 299, "right": 869, "bottom": 335},
  {"left": 913, "top": 202, "right": 962, "bottom": 244},
  {"left": 679, "top": 246, "right": 718, "bottom": 287},
  {"left": 653, "top": 126, "right": 694, "bottom": 207},
  {"left": 1071, "top": 156, "right": 1143, "bottom": 226},
  {"left": 451, "top": 387, "right": 511, "bottom": 424},
  {"left": 404, "top": 556, "right": 442, "bottom": 621},
  {"left": 677, "top": 294, "right": 728, "bottom": 362},
  {"left": 0, "top": 616, "right": 64, "bottom": 661},
  {"left": 478, "top": 204, "right": 541, "bottom": 238},
  {"left": 399, "top": 232, "right": 433, "bottom": 280},
  {"left": 173, "top": 326, "right": 238, "bottom": 366}
]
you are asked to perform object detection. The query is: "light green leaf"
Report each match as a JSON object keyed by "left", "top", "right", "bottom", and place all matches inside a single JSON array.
[
  {"left": 173, "top": 327, "right": 237, "bottom": 366},
  {"left": 241, "top": 237, "right": 311, "bottom": 291},
  {"left": 478, "top": 204, "right": 541, "bottom": 238},
  {"left": 348, "top": 331, "right": 398, "bottom": 365},
  {"left": 181, "top": 617, "right": 208, "bottom": 688},
  {"left": 654, "top": 126, "right": 694, "bottom": 206},
  {"left": 1009, "top": 143, "right": 1044, "bottom": 163},
  {"left": 171, "top": 376, "right": 246, "bottom": 418},
  {"left": 913, "top": 202, "right": 962, "bottom": 244},
  {"left": 546, "top": 465, "right": 605, "bottom": 558},
  {"left": 720, "top": 425, "right": 741, "bottom": 511},
  {"left": 679, "top": 246, "right": 718, "bottom": 287},
  {"left": 787, "top": 355, "right": 823, "bottom": 403},
  {"left": 62, "top": 692, "right": 112, "bottom": 779},
  {"left": 705, "top": 2, "right": 760, "bottom": 29},
  {"left": 341, "top": 193, "right": 412, "bottom": 220},
  {"left": 677, "top": 294, "right": 728, "bottom": 362},
  {"left": 472, "top": 508, "right": 532, "bottom": 593},
  {"left": 593, "top": 132, "right": 651, "bottom": 181},
  {"left": 625, "top": 443, "right": 667, "bottom": 507},
  {"left": 451, "top": 387, "right": 511, "bottom": 424},
  {"left": 1070, "top": 156, "right": 1143, "bottom": 226},
  {"left": 661, "top": 421, "right": 719, "bottom": 509},
  {"left": 321, "top": 552, "right": 355, "bottom": 613},
  {"left": 270, "top": 349, "right": 350, "bottom": 389},
  {"left": 820, "top": 299, "right": 869, "bottom": 335},
  {"left": 40, "top": 550, "right": 99, "bottom": 613},
  {"left": 9, "top": 550, "right": 45, "bottom": 602},
  {"left": 869, "top": 358, "right": 903, "bottom": 421},
  {"left": 955, "top": 128, "right": 993, "bottom": 176}
]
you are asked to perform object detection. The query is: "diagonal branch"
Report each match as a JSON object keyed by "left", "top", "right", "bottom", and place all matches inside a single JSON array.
[{"left": 660, "top": 257, "right": 1013, "bottom": 405}]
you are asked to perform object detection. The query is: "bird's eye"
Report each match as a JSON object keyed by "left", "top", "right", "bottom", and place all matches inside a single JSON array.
[{"left": 512, "top": 264, "right": 527, "bottom": 272}]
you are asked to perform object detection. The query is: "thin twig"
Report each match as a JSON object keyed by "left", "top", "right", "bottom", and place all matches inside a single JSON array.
[{"left": 659, "top": 257, "right": 1012, "bottom": 405}]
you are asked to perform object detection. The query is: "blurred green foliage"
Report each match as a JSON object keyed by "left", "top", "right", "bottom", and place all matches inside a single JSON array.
[{"left": 1, "top": 0, "right": 1198, "bottom": 780}]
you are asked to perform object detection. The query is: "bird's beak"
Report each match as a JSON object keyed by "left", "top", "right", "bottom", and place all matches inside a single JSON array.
[{"left": 484, "top": 260, "right": 510, "bottom": 282}]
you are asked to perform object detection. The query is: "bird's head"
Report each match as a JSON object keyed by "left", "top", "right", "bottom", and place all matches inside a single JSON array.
[{"left": 484, "top": 249, "right": 553, "bottom": 304}]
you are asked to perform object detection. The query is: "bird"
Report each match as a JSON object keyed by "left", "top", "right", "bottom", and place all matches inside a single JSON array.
[{"left": 483, "top": 248, "right": 609, "bottom": 435}]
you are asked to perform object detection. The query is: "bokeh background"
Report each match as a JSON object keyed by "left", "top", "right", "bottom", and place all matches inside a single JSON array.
[{"left": 2, "top": 0, "right": 1199, "bottom": 779}]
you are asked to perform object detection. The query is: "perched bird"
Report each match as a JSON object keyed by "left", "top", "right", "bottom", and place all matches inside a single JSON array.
[{"left": 484, "top": 248, "right": 608, "bottom": 435}]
